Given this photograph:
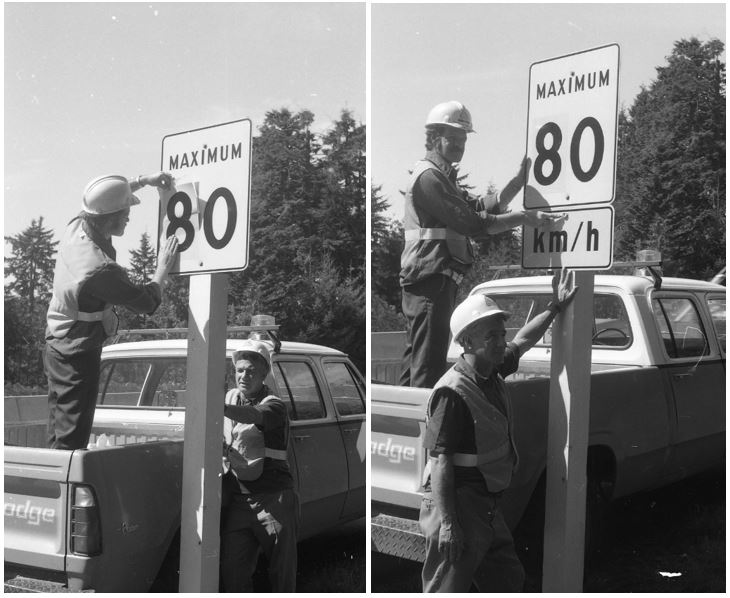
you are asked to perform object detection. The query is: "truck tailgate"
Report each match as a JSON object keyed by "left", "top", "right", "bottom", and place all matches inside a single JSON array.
[
  {"left": 4, "top": 447, "right": 73, "bottom": 571},
  {"left": 371, "top": 386, "right": 428, "bottom": 510}
]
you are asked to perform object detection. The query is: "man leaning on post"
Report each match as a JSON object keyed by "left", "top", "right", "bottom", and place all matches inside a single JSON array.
[
  {"left": 220, "top": 340, "right": 299, "bottom": 592},
  {"left": 419, "top": 269, "right": 578, "bottom": 592},
  {"left": 399, "top": 100, "right": 561, "bottom": 389}
]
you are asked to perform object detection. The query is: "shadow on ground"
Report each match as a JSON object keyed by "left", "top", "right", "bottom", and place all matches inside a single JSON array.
[{"left": 371, "top": 469, "right": 725, "bottom": 592}]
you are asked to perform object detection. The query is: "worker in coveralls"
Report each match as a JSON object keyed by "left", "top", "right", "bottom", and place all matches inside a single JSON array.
[
  {"left": 400, "top": 100, "right": 561, "bottom": 388},
  {"left": 220, "top": 340, "right": 299, "bottom": 592},
  {"left": 45, "top": 173, "right": 179, "bottom": 450},
  {"left": 420, "top": 269, "right": 578, "bottom": 592}
]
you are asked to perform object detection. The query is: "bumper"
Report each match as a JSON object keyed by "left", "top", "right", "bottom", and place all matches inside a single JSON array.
[{"left": 3, "top": 565, "right": 91, "bottom": 593}]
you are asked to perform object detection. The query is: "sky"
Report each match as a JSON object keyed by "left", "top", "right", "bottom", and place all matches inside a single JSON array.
[
  {"left": 4, "top": 2, "right": 365, "bottom": 267},
  {"left": 372, "top": 2, "right": 726, "bottom": 220},
  {"left": 4, "top": 2, "right": 726, "bottom": 270}
]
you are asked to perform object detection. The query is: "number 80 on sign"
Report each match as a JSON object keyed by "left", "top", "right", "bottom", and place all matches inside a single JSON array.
[{"left": 159, "top": 182, "right": 242, "bottom": 274}]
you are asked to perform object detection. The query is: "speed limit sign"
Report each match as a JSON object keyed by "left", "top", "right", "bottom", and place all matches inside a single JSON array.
[
  {"left": 524, "top": 44, "right": 619, "bottom": 209},
  {"left": 522, "top": 44, "right": 619, "bottom": 270},
  {"left": 159, "top": 119, "right": 252, "bottom": 275}
]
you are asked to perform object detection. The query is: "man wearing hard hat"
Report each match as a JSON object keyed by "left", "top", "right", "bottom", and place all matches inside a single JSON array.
[
  {"left": 45, "top": 173, "right": 179, "bottom": 450},
  {"left": 419, "top": 270, "right": 577, "bottom": 592},
  {"left": 220, "top": 340, "right": 298, "bottom": 592},
  {"left": 400, "top": 100, "right": 560, "bottom": 388}
]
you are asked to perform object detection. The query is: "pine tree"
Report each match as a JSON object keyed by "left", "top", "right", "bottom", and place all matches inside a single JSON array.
[
  {"left": 128, "top": 233, "right": 156, "bottom": 285},
  {"left": 317, "top": 110, "right": 366, "bottom": 281},
  {"left": 615, "top": 38, "right": 725, "bottom": 278},
  {"left": 4, "top": 217, "right": 58, "bottom": 316},
  {"left": 4, "top": 217, "right": 58, "bottom": 386},
  {"left": 371, "top": 184, "right": 404, "bottom": 311}
]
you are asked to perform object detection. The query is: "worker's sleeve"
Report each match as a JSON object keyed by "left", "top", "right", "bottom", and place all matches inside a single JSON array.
[
  {"left": 81, "top": 263, "right": 162, "bottom": 315},
  {"left": 256, "top": 397, "right": 289, "bottom": 431},
  {"left": 423, "top": 387, "right": 476, "bottom": 456},
  {"left": 413, "top": 170, "right": 486, "bottom": 236}
]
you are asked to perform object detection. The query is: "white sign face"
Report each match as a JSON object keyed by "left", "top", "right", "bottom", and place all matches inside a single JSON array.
[
  {"left": 522, "top": 206, "right": 614, "bottom": 270},
  {"left": 159, "top": 119, "right": 252, "bottom": 275},
  {"left": 524, "top": 44, "right": 619, "bottom": 210}
]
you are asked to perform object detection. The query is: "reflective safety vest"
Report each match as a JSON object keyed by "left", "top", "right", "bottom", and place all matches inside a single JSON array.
[
  {"left": 400, "top": 160, "right": 474, "bottom": 285},
  {"left": 223, "top": 389, "right": 289, "bottom": 485},
  {"left": 426, "top": 365, "right": 518, "bottom": 493},
  {"left": 46, "top": 218, "right": 118, "bottom": 339}
]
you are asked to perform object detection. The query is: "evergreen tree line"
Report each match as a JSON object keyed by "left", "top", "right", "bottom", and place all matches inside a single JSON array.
[
  {"left": 5, "top": 109, "right": 365, "bottom": 389},
  {"left": 372, "top": 37, "right": 726, "bottom": 331}
]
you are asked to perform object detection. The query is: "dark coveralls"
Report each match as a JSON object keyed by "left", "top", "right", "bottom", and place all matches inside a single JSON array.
[
  {"left": 420, "top": 346, "right": 525, "bottom": 592},
  {"left": 220, "top": 384, "right": 299, "bottom": 592},
  {"left": 45, "top": 215, "right": 162, "bottom": 450},
  {"left": 399, "top": 150, "right": 499, "bottom": 388}
]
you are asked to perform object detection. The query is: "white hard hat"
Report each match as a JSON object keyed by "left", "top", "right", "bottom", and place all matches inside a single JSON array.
[
  {"left": 231, "top": 340, "right": 272, "bottom": 371},
  {"left": 426, "top": 101, "right": 475, "bottom": 133},
  {"left": 82, "top": 175, "right": 140, "bottom": 215},
  {"left": 450, "top": 294, "right": 510, "bottom": 343}
]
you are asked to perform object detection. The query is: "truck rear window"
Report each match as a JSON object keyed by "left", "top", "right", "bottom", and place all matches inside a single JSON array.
[
  {"left": 489, "top": 292, "right": 632, "bottom": 348},
  {"left": 97, "top": 359, "right": 188, "bottom": 408}
]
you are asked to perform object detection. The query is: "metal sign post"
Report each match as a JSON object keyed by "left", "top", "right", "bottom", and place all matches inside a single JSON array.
[
  {"left": 520, "top": 44, "right": 620, "bottom": 591},
  {"left": 158, "top": 119, "right": 252, "bottom": 592}
]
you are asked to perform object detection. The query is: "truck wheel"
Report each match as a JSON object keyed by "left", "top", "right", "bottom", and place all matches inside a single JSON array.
[{"left": 150, "top": 529, "right": 181, "bottom": 592}]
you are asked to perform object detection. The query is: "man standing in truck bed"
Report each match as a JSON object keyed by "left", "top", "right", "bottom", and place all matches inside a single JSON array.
[
  {"left": 419, "top": 270, "right": 577, "bottom": 592},
  {"left": 45, "top": 173, "right": 178, "bottom": 450},
  {"left": 399, "top": 100, "right": 559, "bottom": 388}
]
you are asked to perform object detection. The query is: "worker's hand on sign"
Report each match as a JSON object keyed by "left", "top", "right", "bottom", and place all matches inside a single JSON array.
[
  {"left": 515, "top": 156, "right": 532, "bottom": 187},
  {"left": 523, "top": 209, "right": 566, "bottom": 229},
  {"left": 438, "top": 520, "right": 465, "bottom": 563},
  {"left": 154, "top": 235, "right": 179, "bottom": 280},
  {"left": 552, "top": 268, "right": 578, "bottom": 310},
  {"left": 146, "top": 171, "right": 174, "bottom": 190}
]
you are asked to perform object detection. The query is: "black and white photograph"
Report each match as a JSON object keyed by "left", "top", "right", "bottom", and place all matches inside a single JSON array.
[
  {"left": 370, "top": 2, "right": 725, "bottom": 593},
  {"left": 3, "top": 0, "right": 726, "bottom": 595},
  {"left": 5, "top": 2, "right": 365, "bottom": 592}
]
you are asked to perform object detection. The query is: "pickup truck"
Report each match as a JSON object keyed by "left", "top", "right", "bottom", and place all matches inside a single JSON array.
[
  {"left": 5, "top": 328, "right": 366, "bottom": 592},
  {"left": 371, "top": 274, "right": 725, "bottom": 562}
]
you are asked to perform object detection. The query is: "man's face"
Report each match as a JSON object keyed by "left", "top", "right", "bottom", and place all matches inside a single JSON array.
[
  {"left": 109, "top": 208, "right": 131, "bottom": 237},
  {"left": 436, "top": 128, "right": 467, "bottom": 164},
  {"left": 464, "top": 317, "right": 507, "bottom": 369},
  {"left": 234, "top": 357, "right": 267, "bottom": 397}
]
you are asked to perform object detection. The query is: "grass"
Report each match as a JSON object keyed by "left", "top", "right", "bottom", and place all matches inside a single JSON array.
[
  {"left": 252, "top": 519, "right": 366, "bottom": 593},
  {"left": 371, "top": 469, "right": 725, "bottom": 592}
]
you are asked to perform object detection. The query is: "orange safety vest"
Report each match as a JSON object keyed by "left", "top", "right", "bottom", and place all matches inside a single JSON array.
[
  {"left": 46, "top": 218, "right": 118, "bottom": 339},
  {"left": 222, "top": 389, "right": 289, "bottom": 486},
  {"left": 402, "top": 160, "right": 474, "bottom": 266},
  {"left": 425, "top": 365, "right": 518, "bottom": 493}
]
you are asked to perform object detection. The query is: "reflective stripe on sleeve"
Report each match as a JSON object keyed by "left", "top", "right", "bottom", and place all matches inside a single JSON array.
[{"left": 404, "top": 228, "right": 466, "bottom": 241}]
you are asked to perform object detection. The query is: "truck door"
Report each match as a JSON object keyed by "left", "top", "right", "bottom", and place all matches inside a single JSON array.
[
  {"left": 4, "top": 447, "right": 73, "bottom": 574},
  {"left": 271, "top": 359, "right": 348, "bottom": 539},
  {"left": 651, "top": 293, "right": 726, "bottom": 474},
  {"left": 321, "top": 360, "right": 366, "bottom": 520}
]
